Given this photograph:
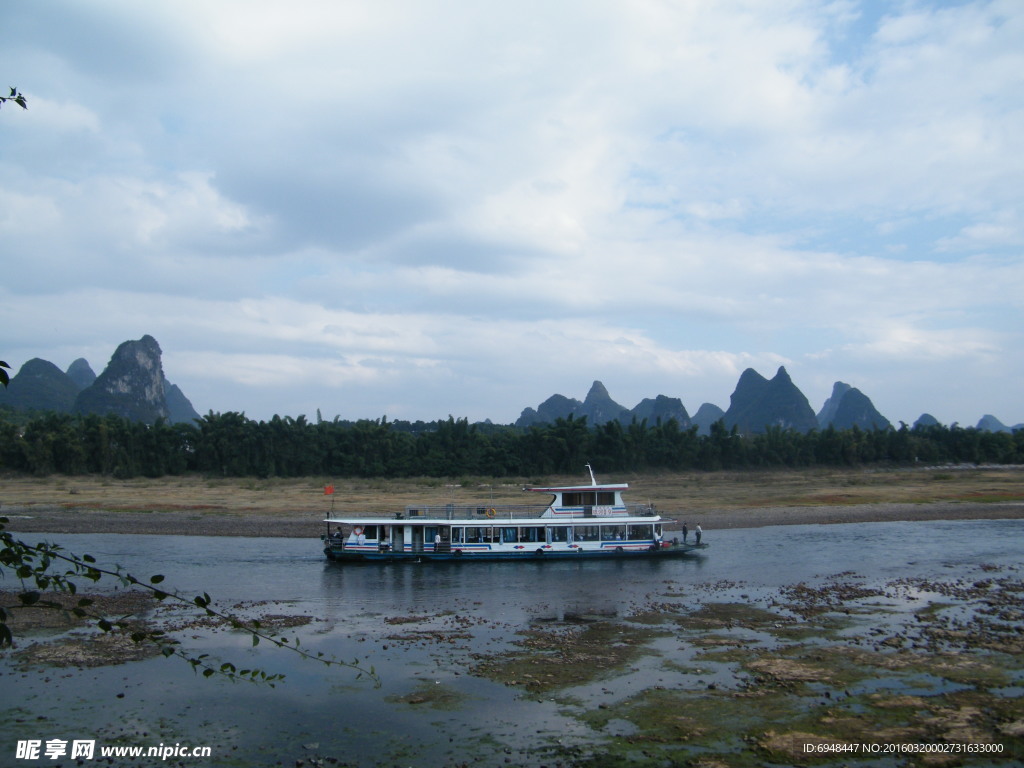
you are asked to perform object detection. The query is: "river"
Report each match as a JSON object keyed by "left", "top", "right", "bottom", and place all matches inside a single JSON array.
[{"left": 2, "top": 518, "right": 1022, "bottom": 766}]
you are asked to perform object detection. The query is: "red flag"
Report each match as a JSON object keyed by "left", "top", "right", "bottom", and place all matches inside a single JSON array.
[{"left": 324, "top": 484, "right": 335, "bottom": 495}]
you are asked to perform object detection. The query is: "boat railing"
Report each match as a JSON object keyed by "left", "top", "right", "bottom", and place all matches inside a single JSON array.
[{"left": 397, "top": 503, "right": 656, "bottom": 520}]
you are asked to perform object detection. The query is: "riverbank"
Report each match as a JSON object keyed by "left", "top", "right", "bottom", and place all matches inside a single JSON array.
[
  {"left": 3, "top": 466, "right": 1023, "bottom": 537},
  {"left": 3, "top": 500, "right": 1024, "bottom": 538}
]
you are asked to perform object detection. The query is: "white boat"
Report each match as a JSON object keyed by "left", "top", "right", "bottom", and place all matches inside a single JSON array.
[{"left": 321, "top": 467, "right": 706, "bottom": 562}]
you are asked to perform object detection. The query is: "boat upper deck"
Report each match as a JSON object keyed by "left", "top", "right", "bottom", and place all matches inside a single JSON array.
[
  {"left": 324, "top": 469, "right": 658, "bottom": 524},
  {"left": 383, "top": 501, "right": 656, "bottom": 521}
]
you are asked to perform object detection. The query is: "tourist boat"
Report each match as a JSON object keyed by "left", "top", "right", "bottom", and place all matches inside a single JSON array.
[{"left": 321, "top": 467, "right": 707, "bottom": 562}]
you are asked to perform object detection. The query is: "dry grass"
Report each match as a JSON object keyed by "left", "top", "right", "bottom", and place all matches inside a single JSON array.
[
  {"left": 2, "top": 466, "right": 1023, "bottom": 517},
  {"left": 632, "top": 465, "right": 1024, "bottom": 512}
]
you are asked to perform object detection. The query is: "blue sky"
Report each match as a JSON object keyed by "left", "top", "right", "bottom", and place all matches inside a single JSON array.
[{"left": 2, "top": 0, "right": 1022, "bottom": 426}]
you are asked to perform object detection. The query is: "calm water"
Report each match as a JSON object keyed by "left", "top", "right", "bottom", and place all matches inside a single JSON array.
[{"left": 2, "top": 518, "right": 1022, "bottom": 766}]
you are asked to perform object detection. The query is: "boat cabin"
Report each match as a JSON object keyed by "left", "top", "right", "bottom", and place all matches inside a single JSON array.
[{"left": 323, "top": 473, "right": 675, "bottom": 560}]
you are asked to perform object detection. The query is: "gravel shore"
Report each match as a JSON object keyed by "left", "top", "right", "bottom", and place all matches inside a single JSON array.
[{"left": 3, "top": 500, "right": 1023, "bottom": 538}]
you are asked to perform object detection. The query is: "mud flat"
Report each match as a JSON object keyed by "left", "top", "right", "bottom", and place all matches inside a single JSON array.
[{"left": 467, "top": 567, "right": 1024, "bottom": 766}]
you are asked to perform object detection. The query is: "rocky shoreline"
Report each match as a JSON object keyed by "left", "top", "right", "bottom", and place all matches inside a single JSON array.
[{"left": 3, "top": 500, "right": 1023, "bottom": 538}]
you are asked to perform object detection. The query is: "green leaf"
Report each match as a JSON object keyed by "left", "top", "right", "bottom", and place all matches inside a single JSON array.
[
  {"left": 150, "top": 574, "right": 165, "bottom": 584},
  {"left": 18, "top": 591, "right": 41, "bottom": 606}
]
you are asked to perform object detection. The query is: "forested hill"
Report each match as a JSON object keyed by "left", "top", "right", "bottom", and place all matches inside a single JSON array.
[{"left": 1, "top": 411, "right": 1021, "bottom": 480}]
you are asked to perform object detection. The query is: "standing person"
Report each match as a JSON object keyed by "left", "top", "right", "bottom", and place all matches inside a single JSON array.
[
  {"left": 695, "top": 524, "right": 702, "bottom": 545},
  {"left": 682, "top": 523, "right": 688, "bottom": 543}
]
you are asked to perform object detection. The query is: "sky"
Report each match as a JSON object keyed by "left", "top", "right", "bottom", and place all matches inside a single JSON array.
[{"left": 2, "top": 0, "right": 1022, "bottom": 428}]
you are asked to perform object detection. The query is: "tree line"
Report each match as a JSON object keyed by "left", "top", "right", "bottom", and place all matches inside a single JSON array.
[{"left": 2, "top": 410, "right": 1022, "bottom": 479}]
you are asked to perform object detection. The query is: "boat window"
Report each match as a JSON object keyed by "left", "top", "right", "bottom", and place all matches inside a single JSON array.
[
  {"left": 575, "top": 525, "right": 600, "bottom": 541},
  {"left": 364, "top": 525, "right": 378, "bottom": 540},
  {"left": 475, "top": 526, "right": 495, "bottom": 543},
  {"left": 562, "top": 491, "right": 597, "bottom": 507},
  {"left": 601, "top": 524, "right": 626, "bottom": 541},
  {"left": 501, "top": 527, "right": 517, "bottom": 544},
  {"left": 628, "top": 524, "right": 653, "bottom": 540},
  {"left": 596, "top": 491, "right": 615, "bottom": 506},
  {"left": 451, "top": 527, "right": 464, "bottom": 543},
  {"left": 519, "top": 527, "right": 543, "bottom": 543},
  {"left": 549, "top": 526, "right": 569, "bottom": 542}
]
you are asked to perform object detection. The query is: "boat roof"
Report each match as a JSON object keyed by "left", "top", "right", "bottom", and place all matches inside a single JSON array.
[
  {"left": 524, "top": 483, "right": 629, "bottom": 493},
  {"left": 324, "top": 515, "right": 661, "bottom": 525}
]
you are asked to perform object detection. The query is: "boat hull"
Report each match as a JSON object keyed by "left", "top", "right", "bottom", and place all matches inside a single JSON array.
[{"left": 323, "top": 542, "right": 708, "bottom": 563}]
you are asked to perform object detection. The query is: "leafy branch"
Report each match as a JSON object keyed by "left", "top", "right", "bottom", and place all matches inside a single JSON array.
[
  {"left": 0, "top": 87, "right": 27, "bottom": 111},
  {"left": 0, "top": 517, "right": 379, "bottom": 686}
]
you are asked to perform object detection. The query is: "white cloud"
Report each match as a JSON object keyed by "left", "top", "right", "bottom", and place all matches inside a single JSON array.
[{"left": 2, "top": 0, "right": 1022, "bottom": 426}]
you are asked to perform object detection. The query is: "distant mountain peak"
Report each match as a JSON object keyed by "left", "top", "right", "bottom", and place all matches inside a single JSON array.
[
  {"left": 585, "top": 380, "right": 611, "bottom": 402},
  {"left": 632, "top": 395, "right": 690, "bottom": 427},
  {"left": 0, "top": 358, "right": 79, "bottom": 413},
  {"left": 736, "top": 367, "right": 769, "bottom": 387},
  {"left": 725, "top": 366, "right": 817, "bottom": 434},
  {"left": 577, "top": 380, "right": 629, "bottom": 425},
  {"left": 821, "top": 385, "right": 891, "bottom": 430},
  {"left": 691, "top": 402, "right": 725, "bottom": 435},
  {"left": 977, "top": 414, "right": 1012, "bottom": 433},
  {"left": 516, "top": 381, "right": 686, "bottom": 428},
  {"left": 0, "top": 338, "right": 199, "bottom": 423},
  {"left": 817, "top": 382, "right": 853, "bottom": 425},
  {"left": 66, "top": 358, "right": 97, "bottom": 390},
  {"left": 72, "top": 335, "right": 198, "bottom": 424}
]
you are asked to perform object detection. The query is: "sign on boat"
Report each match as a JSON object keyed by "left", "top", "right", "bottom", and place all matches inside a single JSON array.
[{"left": 321, "top": 466, "right": 707, "bottom": 562}]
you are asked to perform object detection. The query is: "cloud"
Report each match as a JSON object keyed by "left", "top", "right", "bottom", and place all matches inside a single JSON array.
[{"left": 2, "top": 1, "right": 1022, "bottom": 426}]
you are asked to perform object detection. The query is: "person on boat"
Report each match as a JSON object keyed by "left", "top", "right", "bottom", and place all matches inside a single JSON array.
[
  {"left": 695, "top": 524, "right": 702, "bottom": 545},
  {"left": 682, "top": 523, "right": 688, "bottom": 543},
  {"left": 332, "top": 527, "right": 344, "bottom": 543}
]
